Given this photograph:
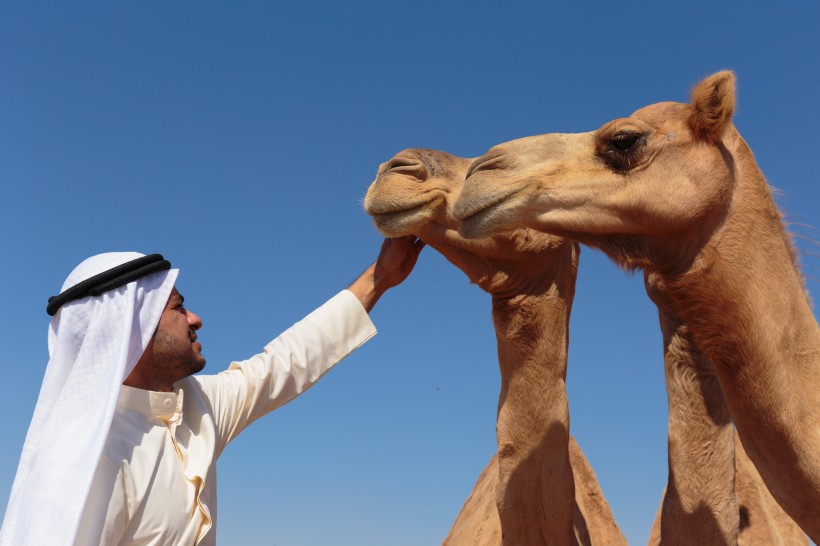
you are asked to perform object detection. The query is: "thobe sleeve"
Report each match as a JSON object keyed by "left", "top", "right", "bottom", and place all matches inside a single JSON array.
[
  {"left": 197, "top": 290, "right": 376, "bottom": 456},
  {"left": 73, "top": 456, "right": 128, "bottom": 546}
]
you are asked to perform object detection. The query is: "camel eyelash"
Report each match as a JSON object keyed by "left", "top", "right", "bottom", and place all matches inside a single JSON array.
[{"left": 599, "top": 131, "right": 648, "bottom": 171}]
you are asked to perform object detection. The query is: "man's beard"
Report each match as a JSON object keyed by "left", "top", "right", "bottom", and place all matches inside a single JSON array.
[{"left": 152, "top": 329, "right": 206, "bottom": 384}]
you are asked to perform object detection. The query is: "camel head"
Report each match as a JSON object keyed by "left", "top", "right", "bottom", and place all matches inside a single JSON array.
[
  {"left": 364, "top": 148, "right": 465, "bottom": 238},
  {"left": 452, "top": 71, "right": 738, "bottom": 273},
  {"left": 364, "top": 148, "right": 577, "bottom": 297}
]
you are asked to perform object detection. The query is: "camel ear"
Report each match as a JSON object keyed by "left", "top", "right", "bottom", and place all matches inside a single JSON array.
[{"left": 689, "top": 71, "right": 736, "bottom": 141}]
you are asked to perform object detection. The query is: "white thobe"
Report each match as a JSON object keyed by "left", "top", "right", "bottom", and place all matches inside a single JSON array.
[{"left": 74, "top": 290, "right": 376, "bottom": 546}]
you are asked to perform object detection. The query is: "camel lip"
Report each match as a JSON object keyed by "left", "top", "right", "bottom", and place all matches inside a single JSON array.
[
  {"left": 453, "top": 180, "right": 535, "bottom": 239},
  {"left": 452, "top": 181, "right": 530, "bottom": 223},
  {"left": 455, "top": 202, "right": 498, "bottom": 239},
  {"left": 368, "top": 196, "right": 446, "bottom": 236},
  {"left": 368, "top": 196, "right": 444, "bottom": 219}
]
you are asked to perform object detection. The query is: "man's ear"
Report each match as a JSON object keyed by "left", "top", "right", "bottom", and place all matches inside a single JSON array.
[{"left": 689, "top": 71, "right": 736, "bottom": 141}]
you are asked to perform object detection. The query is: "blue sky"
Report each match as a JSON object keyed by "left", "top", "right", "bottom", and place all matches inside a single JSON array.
[{"left": 1, "top": 2, "right": 818, "bottom": 544}]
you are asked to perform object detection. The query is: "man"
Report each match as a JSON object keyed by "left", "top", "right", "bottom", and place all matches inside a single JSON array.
[{"left": 0, "top": 237, "right": 424, "bottom": 546}]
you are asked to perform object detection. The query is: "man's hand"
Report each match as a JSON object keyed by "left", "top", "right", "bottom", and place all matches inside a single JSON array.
[
  {"left": 348, "top": 236, "right": 425, "bottom": 312},
  {"left": 374, "top": 236, "right": 425, "bottom": 291}
]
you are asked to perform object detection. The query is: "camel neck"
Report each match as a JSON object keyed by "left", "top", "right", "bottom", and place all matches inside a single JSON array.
[
  {"left": 661, "top": 134, "right": 819, "bottom": 411},
  {"left": 491, "top": 279, "right": 574, "bottom": 381},
  {"left": 489, "top": 260, "right": 577, "bottom": 539}
]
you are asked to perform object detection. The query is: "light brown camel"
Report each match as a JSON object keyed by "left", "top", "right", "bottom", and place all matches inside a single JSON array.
[
  {"left": 364, "top": 149, "right": 625, "bottom": 545},
  {"left": 452, "top": 71, "right": 820, "bottom": 541}
]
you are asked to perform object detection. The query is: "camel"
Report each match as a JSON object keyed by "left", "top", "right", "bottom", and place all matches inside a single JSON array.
[
  {"left": 364, "top": 148, "right": 625, "bottom": 545},
  {"left": 452, "top": 70, "right": 820, "bottom": 541}
]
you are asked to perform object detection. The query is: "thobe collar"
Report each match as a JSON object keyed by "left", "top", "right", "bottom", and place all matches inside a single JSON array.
[{"left": 117, "top": 384, "right": 184, "bottom": 423}]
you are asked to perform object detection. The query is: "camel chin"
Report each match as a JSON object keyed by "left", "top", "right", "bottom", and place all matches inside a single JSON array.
[{"left": 369, "top": 201, "right": 440, "bottom": 238}]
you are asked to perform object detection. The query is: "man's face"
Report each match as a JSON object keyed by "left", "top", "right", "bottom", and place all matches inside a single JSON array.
[{"left": 150, "top": 287, "right": 205, "bottom": 384}]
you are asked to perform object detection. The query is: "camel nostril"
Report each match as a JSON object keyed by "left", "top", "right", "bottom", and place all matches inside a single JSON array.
[
  {"left": 466, "top": 151, "right": 507, "bottom": 179},
  {"left": 382, "top": 154, "right": 428, "bottom": 181},
  {"left": 465, "top": 158, "right": 482, "bottom": 179},
  {"left": 386, "top": 157, "right": 419, "bottom": 170}
]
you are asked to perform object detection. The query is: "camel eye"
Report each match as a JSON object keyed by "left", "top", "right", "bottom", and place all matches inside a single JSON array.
[
  {"left": 609, "top": 133, "right": 642, "bottom": 153},
  {"left": 598, "top": 130, "right": 648, "bottom": 171}
]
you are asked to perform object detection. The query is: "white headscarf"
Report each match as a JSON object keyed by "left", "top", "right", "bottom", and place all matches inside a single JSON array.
[{"left": 0, "top": 252, "right": 178, "bottom": 546}]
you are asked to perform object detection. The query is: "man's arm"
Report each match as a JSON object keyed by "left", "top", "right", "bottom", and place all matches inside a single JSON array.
[
  {"left": 347, "top": 236, "right": 425, "bottom": 312},
  {"left": 196, "top": 236, "right": 424, "bottom": 453}
]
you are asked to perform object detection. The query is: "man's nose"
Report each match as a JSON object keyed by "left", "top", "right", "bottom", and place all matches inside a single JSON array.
[{"left": 187, "top": 310, "right": 203, "bottom": 331}]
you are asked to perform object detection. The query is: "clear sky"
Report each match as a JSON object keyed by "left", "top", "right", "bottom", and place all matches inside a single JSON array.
[{"left": 1, "top": 2, "right": 818, "bottom": 544}]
